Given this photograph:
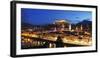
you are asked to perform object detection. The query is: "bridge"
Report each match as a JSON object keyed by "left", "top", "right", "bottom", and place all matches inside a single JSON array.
[{"left": 21, "top": 34, "right": 91, "bottom": 49}]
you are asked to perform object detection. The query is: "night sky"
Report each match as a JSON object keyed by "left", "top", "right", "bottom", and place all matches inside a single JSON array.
[{"left": 21, "top": 8, "right": 92, "bottom": 25}]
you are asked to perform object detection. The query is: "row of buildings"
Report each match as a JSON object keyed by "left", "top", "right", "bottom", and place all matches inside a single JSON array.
[{"left": 22, "top": 19, "right": 92, "bottom": 35}]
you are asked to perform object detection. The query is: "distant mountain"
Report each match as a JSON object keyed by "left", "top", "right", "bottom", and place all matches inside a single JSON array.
[
  {"left": 76, "top": 20, "right": 92, "bottom": 26},
  {"left": 21, "top": 23, "right": 34, "bottom": 27},
  {"left": 21, "top": 22, "right": 53, "bottom": 28},
  {"left": 76, "top": 20, "right": 92, "bottom": 32}
]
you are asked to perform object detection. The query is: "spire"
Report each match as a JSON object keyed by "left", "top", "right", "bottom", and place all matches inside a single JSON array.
[{"left": 80, "top": 25, "right": 83, "bottom": 31}]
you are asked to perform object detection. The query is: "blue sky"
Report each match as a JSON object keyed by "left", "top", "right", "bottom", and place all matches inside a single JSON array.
[{"left": 21, "top": 8, "right": 92, "bottom": 25}]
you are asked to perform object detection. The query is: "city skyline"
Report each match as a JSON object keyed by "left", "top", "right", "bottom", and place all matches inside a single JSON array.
[{"left": 21, "top": 8, "right": 92, "bottom": 25}]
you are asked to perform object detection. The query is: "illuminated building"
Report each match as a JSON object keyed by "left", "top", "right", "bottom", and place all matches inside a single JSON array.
[{"left": 54, "top": 19, "right": 71, "bottom": 31}]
